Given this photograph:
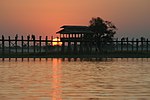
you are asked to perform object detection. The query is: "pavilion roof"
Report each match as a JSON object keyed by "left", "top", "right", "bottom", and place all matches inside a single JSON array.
[{"left": 56, "top": 25, "right": 94, "bottom": 34}]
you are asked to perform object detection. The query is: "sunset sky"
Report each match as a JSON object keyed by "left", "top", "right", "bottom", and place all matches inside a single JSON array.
[{"left": 0, "top": 0, "right": 150, "bottom": 38}]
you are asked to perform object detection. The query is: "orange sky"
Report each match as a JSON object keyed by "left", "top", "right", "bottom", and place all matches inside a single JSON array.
[{"left": 0, "top": 0, "right": 150, "bottom": 38}]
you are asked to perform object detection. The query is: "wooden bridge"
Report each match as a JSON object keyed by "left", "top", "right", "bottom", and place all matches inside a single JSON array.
[
  {"left": 0, "top": 35, "right": 150, "bottom": 59},
  {"left": 0, "top": 26, "right": 150, "bottom": 59}
]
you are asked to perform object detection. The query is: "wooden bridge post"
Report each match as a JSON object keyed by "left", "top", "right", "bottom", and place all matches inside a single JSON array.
[
  {"left": 147, "top": 39, "right": 149, "bottom": 52},
  {"left": 33, "top": 36, "right": 36, "bottom": 53},
  {"left": 39, "top": 36, "right": 42, "bottom": 53},
  {"left": 132, "top": 38, "right": 134, "bottom": 51},
  {"left": 51, "top": 36, "right": 53, "bottom": 45},
  {"left": 56, "top": 37, "right": 59, "bottom": 53},
  {"left": 8, "top": 36, "right": 11, "bottom": 60},
  {"left": 2, "top": 35, "right": 5, "bottom": 55},
  {"left": 141, "top": 37, "right": 144, "bottom": 52},
  {"left": 116, "top": 38, "right": 118, "bottom": 51},
  {"left": 21, "top": 36, "right": 24, "bottom": 54},
  {"left": 51, "top": 36, "right": 53, "bottom": 53},
  {"left": 126, "top": 38, "right": 129, "bottom": 51},
  {"left": 15, "top": 35, "right": 18, "bottom": 54},
  {"left": 8, "top": 36, "right": 11, "bottom": 54},
  {"left": 45, "top": 36, "right": 48, "bottom": 54},
  {"left": 15, "top": 35, "right": 18, "bottom": 60},
  {"left": 121, "top": 38, "right": 123, "bottom": 52},
  {"left": 27, "top": 36, "right": 30, "bottom": 53},
  {"left": 136, "top": 39, "right": 139, "bottom": 52}
]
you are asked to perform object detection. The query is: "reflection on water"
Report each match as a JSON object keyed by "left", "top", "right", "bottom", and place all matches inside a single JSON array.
[
  {"left": 52, "top": 59, "right": 62, "bottom": 100},
  {"left": 0, "top": 58, "right": 150, "bottom": 100}
]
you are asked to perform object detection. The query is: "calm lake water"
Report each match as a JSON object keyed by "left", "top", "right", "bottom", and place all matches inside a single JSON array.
[{"left": 0, "top": 58, "right": 150, "bottom": 100}]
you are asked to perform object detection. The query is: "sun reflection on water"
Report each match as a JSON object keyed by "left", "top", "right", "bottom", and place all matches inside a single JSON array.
[{"left": 52, "top": 59, "right": 62, "bottom": 100}]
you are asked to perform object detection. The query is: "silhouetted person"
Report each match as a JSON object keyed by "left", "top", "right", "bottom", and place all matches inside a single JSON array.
[
  {"left": 27, "top": 35, "right": 30, "bottom": 40},
  {"left": 121, "top": 37, "right": 125, "bottom": 41},
  {"left": 32, "top": 35, "right": 35, "bottom": 40},
  {"left": 15, "top": 34, "right": 18, "bottom": 40}
]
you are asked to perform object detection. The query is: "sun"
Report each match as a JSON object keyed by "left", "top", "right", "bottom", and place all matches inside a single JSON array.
[{"left": 52, "top": 38, "right": 62, "bottom": 46}]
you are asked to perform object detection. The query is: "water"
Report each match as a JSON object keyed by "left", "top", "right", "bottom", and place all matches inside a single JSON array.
[{"left": 0, "top": 58, "right": 150, "bottom": 100}]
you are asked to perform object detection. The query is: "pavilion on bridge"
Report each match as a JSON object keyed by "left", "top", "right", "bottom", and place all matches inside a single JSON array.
[{"left": 56, "top": 25, "right": 94, "bottom": 53}]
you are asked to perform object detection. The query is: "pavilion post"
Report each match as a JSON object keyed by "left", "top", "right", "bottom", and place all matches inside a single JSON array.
[
  {"left": 61, "top": 41, "right": 65, "bottom": 54},
  {"left": 68, "top": 41, "right": 71, "bottom": 54},
  {"left": 74, "top": 41, "right": 77, "bottom": 54}
]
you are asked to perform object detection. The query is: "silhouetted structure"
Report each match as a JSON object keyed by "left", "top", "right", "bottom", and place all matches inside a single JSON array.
[
  {"left": 57, "top": 25, "right": 94, "bottom": 54},
  {"left": 0, "top": 35, "right": 150, "bottom": 60}
]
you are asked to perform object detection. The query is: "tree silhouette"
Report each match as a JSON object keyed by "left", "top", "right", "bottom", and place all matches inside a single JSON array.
[{"left": 88, "top": 17, "right": 117, "bottom": 51}]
